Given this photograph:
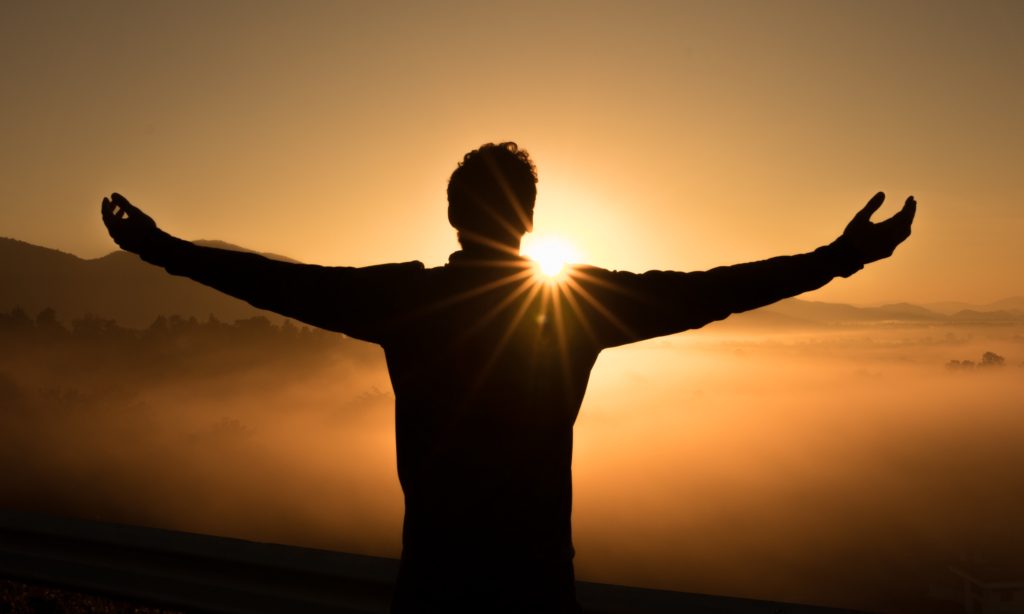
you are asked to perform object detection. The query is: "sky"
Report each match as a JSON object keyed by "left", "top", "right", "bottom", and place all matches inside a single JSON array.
[{"left": 2, "top": 0, "right": 1022, "bottom": 305}]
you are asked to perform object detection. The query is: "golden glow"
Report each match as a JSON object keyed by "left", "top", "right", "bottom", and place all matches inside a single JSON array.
[
  {"left": 522, "top": 235, "right": 579, "bottom": 281},
  {"left": 3, "top": 2, "right": 1022, "bottom": 304}
]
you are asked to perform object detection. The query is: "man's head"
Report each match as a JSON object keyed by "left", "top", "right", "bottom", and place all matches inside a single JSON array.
[{"left": 448, "top": 142, "right": 537, "bottom": 252}]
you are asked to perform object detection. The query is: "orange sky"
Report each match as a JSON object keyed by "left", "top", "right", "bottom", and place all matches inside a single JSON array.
[{"left": 2, "top": 1, "right": 1022, "bottom": 305}]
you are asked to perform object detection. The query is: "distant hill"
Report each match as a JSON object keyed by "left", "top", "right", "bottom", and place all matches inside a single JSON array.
[
  {"left": 0, "top": 237, "right": 291, "bottom": 328},
  {"left": 719, "top": 296, "right": 1024, "bottom": 330},
  {"left": 926, "top": 296, "right": 1024, "bottom": 316},
  {"left": 3, "top": 237, "right": 1023, "bottom": 330},
  {"left": 191, "top": 240, "right": 301, "bottom": 264}
]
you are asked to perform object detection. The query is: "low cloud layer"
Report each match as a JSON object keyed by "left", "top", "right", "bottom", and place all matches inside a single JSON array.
[{"left": 2, "top": 315, "right": 1023, "bottom": 613}]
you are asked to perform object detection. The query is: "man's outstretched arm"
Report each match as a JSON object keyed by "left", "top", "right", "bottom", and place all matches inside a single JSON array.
[
  {"left": 101, "top": 193, "right": 419, "bottom": 342},
  {"left": 575, "top": 192, "right": 917, "bottom": 348}
]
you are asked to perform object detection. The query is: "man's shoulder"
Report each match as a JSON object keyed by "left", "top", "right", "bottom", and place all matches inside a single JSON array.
[
  {"left": 339, "top": 261, "right": 428, "bottom": 293},
  {"left": 358, "top": 260, "right": 427, "bottom": 274},
  {"left": 566, "top": 263, "right": 639, "bottom": 286}
]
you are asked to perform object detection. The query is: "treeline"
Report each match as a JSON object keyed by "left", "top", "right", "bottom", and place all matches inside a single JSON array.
[
  {"left": 0, "top": 306, "right": 383, "bottom": 388},
  {"left": 946, "top": 351, "right": 1012, "bottom": 370},
  {"left": 0, "top": 306, "right": 388, "bottom": 424},
  {"left": 1, "top": 306, "right": 348, "bottom": 349}
]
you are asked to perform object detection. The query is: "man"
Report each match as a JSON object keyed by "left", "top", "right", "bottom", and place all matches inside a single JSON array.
[{"left": 102, "top": 142, "right": 915, "bottom": 613}]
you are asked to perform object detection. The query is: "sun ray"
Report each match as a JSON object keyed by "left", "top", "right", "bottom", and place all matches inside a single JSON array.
[
  {"left": 547, "top": 282, "right": 575, "bottom": 402},
  {"left": 557, "top": 279, "right": 599, "bottom": 347},
  {"left": 458, "top": 272, "right": 542, "bottom": 339},
  {"left": 483, "top": 156, "right": 535, "bottom": 236},
  {"left": 568, "top": 267, "right": 646, "bottom": 299},
  {"left": 416, "top": 265, "right": 534, "bottom": 315},
  {"left": 466, "top": 280, "right": 546, "bottom": 395},
  {"left": 562, "top": 275, "right": 637, "bottom": 341}
]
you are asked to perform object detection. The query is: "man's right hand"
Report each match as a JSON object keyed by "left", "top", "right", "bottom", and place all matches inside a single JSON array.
[{"left": 101, "top": 193, "right": 161, "bottom": 255}]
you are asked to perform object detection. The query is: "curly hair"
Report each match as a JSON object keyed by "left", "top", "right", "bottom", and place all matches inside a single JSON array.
[{"left": 447, "top": 142, "right": 538, "bottom": 246}]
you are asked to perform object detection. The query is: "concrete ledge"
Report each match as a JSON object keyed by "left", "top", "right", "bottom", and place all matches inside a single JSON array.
[{"left": 0, "top": 509, "right": 869, "bottom": 613}]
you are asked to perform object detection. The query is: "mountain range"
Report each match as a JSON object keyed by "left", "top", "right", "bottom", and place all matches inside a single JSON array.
[
  {"left": 2, "top": 237, "right": 1022, "bottom": 330},
  {"left": 0, "top": 237, "right": 290, "bottom": 328}
]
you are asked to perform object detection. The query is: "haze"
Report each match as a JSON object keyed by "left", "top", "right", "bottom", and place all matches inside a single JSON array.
[{"left": 3, "top": 313, "right": 1023, "bottom": 613}]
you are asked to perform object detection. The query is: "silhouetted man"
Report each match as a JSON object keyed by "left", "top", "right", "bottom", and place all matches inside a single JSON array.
[{"left": 102, "top": 142, "right": 915, "bottom": 613}]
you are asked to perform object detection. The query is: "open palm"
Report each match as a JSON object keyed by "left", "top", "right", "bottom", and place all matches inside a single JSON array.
[{"left": 838, "top": 192, "right": 916, "bottom": 264}]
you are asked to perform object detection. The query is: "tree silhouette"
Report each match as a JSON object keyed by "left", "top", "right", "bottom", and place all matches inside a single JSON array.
[
  {"left": 947, "top": 351, "right": 1008, "bottom": 370},
  {"left": 35, "top": 307, "right": 66, "bottom": 336},
  {"left": 980, "top": 351, "right": 1005, "bottom": 367}
]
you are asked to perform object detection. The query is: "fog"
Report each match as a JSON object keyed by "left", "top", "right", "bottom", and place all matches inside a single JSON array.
[
  {"left": 2, "top": 312, "right": 1023, "bottom": 612},
  {"left": 575, "top": 326, "right": 1024, "bottom": 612}
]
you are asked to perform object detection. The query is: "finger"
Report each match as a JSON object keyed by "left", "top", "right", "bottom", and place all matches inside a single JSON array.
[
  {"left": 112, "top": 193, "right": 151, "bottom": 225},
  {"left": 878, "top": 196, "right": 917, "bottom": 236},
  {"left": 101, "top": 197, "right": 118, "bottom": 223},
  {"left": 855, "top": 191, "right": 886, "bottom": 223},
  {"left": 111, "top": 193, "right": 135, "bottom": 216},
  {"left": 896, "top": 195, "right": 917, "bottom": 223},
  {"left": 878, "top": 196, "right": 916, "bottom": 222}
]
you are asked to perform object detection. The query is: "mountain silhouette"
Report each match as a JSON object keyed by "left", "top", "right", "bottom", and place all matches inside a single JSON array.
[
  {"left": 716, "top": 297, "right": 1023, "bottom": 329},
  {"left": 190, "top": 240, "right": 301, "bottom": 264},
  {"left": 926, "top": 296, "right": 1024, "bottom": 315},
  {"left": 2, "top": 237, "right": 1022, "bottom": 329},
  {"left": 0, "top": 237, "right": 291, "bottom": 328}
]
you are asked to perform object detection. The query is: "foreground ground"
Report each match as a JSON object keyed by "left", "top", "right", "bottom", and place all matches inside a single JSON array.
[{"left": 0, "top": 578, "right": 181, "bottom": 614}]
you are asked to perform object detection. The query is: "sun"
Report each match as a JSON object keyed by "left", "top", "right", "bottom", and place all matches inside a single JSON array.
[{"left": 521, "top": 235, "right": 579, "bottom": 281}]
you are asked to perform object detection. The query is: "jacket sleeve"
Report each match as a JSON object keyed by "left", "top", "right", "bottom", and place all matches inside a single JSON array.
[
  {"left": 137, "top": 232, "right": 423, "bottom": 344},
  {"left": 567, "top": 241, "right": 865, "bottom": 349}
]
